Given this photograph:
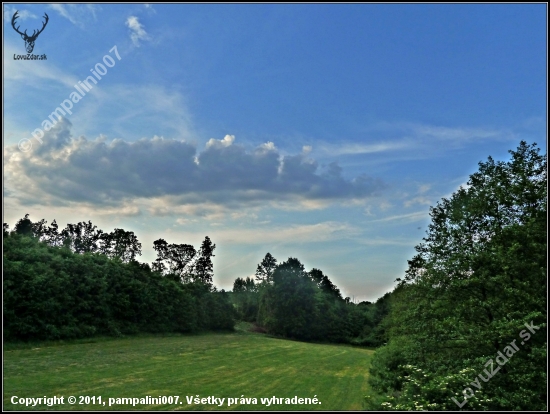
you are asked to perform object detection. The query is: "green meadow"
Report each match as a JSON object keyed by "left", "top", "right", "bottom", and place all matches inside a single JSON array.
[{"left": 3, "top": 324, "right": 374, "bottom": 411}]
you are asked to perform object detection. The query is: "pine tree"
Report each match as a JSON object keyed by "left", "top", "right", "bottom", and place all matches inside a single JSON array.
[{"left": 194, "top": 236, "right": 216, "bottom": 286}]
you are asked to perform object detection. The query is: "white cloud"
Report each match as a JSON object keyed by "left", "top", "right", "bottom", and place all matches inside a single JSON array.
[
  {"left": 369, "top": 211, "right": 428, "bottom": 223},
  {"left": 206, "top": 134, "right": 235, "bottom": 149},
  {"left": 82, "top": 83, "right": 194, "bottom": 140},
  {"left": 257, "top": 141, "right": 277, "bottom": 154},
  {"left": 411, "top": 124, "right": 504, "bottom": 141},
  {"left": 126, "top": 16, "right": 150, "bottom": 47},
  {"left": 418, "top": 184, "right": 431, "bottom": 194},
  {"left": 4, "top": 60, "right": 194, "bottom": 158},
  {"left": 404, "top": 196, "right": 432, "bottom": 208},
  {"left": 325, "top": 140, "right": 412, "bottom": 156},
  {"left": 49, "top": 4, "right": 76, "bottom": 24},
  {"left": 378, "top": 201, "right": 393, "bottom": 211},
  {"left": 144, "top": 4, "right": 156, "bottom": 13},
  {"left": 48, "top": 4, "right": 98, "bottom": 28},
  {"left": 4, "top": 42, "right": 80, "bottom": 88},
  {"left": 320, "top": 122, "right": 517, "bottom": 162},
  {"left": 4, "top": 7, "right": 36, "bottom": 23}
]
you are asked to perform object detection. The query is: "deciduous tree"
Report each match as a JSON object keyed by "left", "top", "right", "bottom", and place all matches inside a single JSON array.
[
  {"left": 61, "top": 221, "right": 103, "bottom": 254},
  {"left": 100, "top": 228, "right": 142, "bottom": 263},
  {"left": 255, "top": 252, "right": 277, "bottom": 284},
  {"left": 151, "top": 238, "right": 196, "bottom": 282},
  {"left": 367, "top": 141, "right": 547, "bottom": 410}
]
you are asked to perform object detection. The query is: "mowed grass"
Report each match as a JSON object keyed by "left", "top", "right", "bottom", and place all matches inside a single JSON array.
[{"left": 4, "top": 327, "right": 374, "bottom": 411}]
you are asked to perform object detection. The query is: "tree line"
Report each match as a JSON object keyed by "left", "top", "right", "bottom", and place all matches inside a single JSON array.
[
  {"left": 3, "top": 217, "right": 233, "bottom": 341},
  {"left": 3, "top": 213, "right": 390, "bottom": 346}
]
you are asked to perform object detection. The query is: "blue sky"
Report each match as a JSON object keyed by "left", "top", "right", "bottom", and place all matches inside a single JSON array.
[{"left": 3, "top": 3, "right": 546, "bottom": 301}]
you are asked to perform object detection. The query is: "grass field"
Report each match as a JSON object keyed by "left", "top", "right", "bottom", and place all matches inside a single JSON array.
[{"left": 3, "top": 324, "right": 375, "bottom": 410}]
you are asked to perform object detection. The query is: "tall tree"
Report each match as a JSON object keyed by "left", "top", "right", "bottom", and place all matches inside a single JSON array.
[
  {"left": 193, "top": 236, "right": 216, "bottom": 285},
  {"left": 61, "top": 221, "right": 103, "bottom": 254},
  {"left": 262, "top": 258, "right": 318, "bottom": 339},
  {"left": 152, "top": 238, "right": 197, "bottom": 282},
  {"left": 233, "top": 277, "right": 257, "bottom": 293},
  {"left": 255, "top": 252, "right": 278, "bottom": 284},
  {"left": 31, "top": 218, "right": 48, "bottom": 239},
  {"left": 14, "top": 214, "right": 33, "bottom": 236},
  {"left": 309, "top": 268, "right": 342, "bottom": 299},
  {"left": 100, "top": 228, "right": 142, "bottom": 263},
  {"left": 151, "top": 238, "right": 169, "bottom": 274},
  {"left": 43, "top": 220, "right": 64, "bottom": 247}
]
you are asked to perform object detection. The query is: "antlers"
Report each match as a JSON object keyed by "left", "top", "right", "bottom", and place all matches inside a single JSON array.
[
  {"left": 11, "top": 11, "right": 49, "bottom": 40},
  {"left": 11, "top": 11, "right": 25, "bottom": 36},
  {"left": 34, "top": 13, "right": 49, "bottom": 38}
]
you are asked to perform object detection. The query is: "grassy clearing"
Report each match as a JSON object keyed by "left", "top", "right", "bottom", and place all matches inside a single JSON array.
[{"left": 4, "top": 325, "right": 374, "bottom": 411}]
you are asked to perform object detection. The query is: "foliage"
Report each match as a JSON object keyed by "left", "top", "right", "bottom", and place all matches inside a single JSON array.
[
  {"left": 366, "top": 365, "right": 491, "bottom": 410},
  {"left": 16, "top": 216, "right": 143, "bottom": 261},
  {"left": 260, "top": 258, "right": 319, "bottom": 340},
  {"left": 151, "top": 238, "right": 196, "bottom": 281},
  {"left": 232, "top": 277, "right": 259, "bottom": 321},
  {"left": 255, "top": 252, "right": 277, "bottom": 284},
  {"left": 193, "top": 236, "right": 216, "bottom": 285},
  {"left": 14, "top": 213, "right": 34, "bottom": 236},
  {"left": 233, "top": 276, "right": 257, "bottom": 293},
  {"left": 99, "top": 228, "right": 142, "bottom": 262},
  {"left": 241, "top": 255, "right": 387, "bottom": 345},
  {"left": 60, "top": 220, "right": 104, "bottom": 253},
  {"left": 4, "top": 224, "right": 233, "bottom": 342},
  {"left": 367, "top": 142, "right": 547, "bottom": 410},
  {"left": 151, "top": 236, "right": 216, "bottom": 286}
]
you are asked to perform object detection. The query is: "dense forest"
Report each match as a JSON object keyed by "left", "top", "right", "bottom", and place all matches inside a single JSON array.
[{"left": 365, "top": 141, "right": 547, "bottom": 410}]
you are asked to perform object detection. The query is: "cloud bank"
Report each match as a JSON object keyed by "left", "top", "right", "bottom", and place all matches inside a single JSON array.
[{"left": 4, "top": 119, "right": 385, "bottom": 211}]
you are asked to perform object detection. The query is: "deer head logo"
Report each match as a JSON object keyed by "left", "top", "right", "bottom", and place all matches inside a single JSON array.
[{"left": 11, "top": 11, "right": 49, "bottom": 54}]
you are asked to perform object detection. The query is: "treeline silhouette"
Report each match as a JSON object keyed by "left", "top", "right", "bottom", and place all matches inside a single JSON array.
[
  {"left": 232, "top": 253, "right": 390, "bottom": 345},
  {"left": 3, "top": 216, "right": 233, "bottom": 341}
]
